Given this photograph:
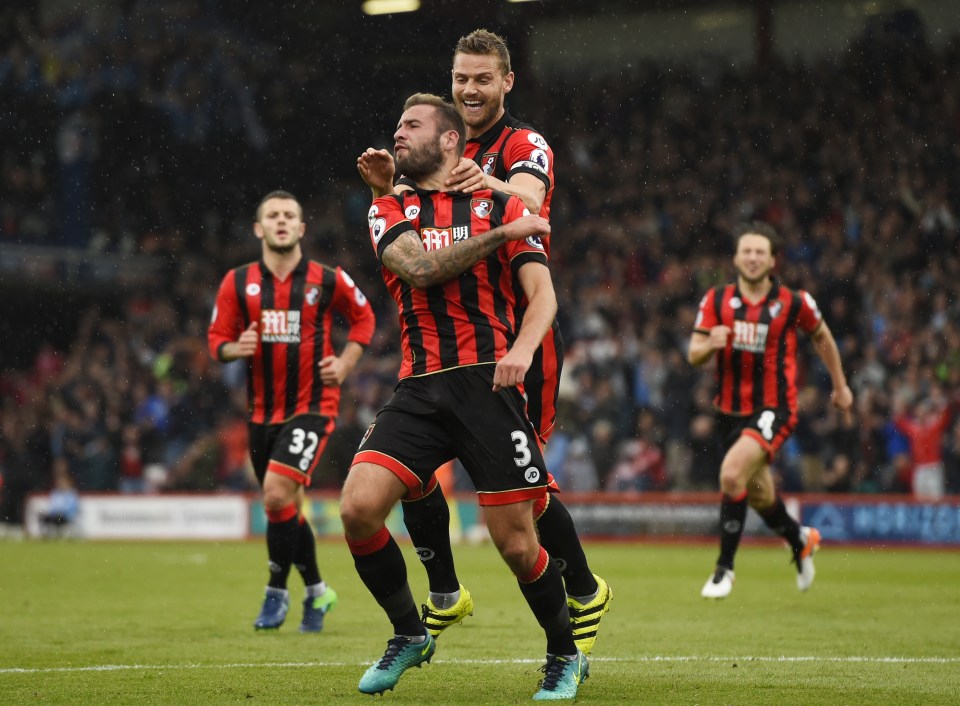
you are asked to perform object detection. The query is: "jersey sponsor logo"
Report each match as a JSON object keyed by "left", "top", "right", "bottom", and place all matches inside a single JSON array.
[
  {"left": 306, "top": 286, "right": 320, "bottom": 306},
  {"left": 471, "top": 198, "right": 493, "bottom": 218},
  {"left": 260, "top": 309, "right": 302, "bottom": 343},
  {"left": 527, "top": 133, "right": 548, "bottom": 149},
  {"left": 246, "top": 283, "right": 261, "bottom": 297},
  {"left": 525, "top": 235, "right": 545, "bottom": 250},
  {"left": 421, "top": 227, "right": 452, "bottom": 251},
  {"left": 732, "top": 320, "right": 769, "bottom": 354},
  {"left": 404, "top": 204, "right": 421, "bottom": 220},
  {"left": 371, "top": 217, "right": 387, "bottom": 244},
  {"left": 453, "top": 225, "right": 469, "bottom": 242},
  {"left": 524, "top": 467, "right": 541, "bottom": 483},
  {"left": 480, "top": 153, "right": 497, "bottom": 175}
]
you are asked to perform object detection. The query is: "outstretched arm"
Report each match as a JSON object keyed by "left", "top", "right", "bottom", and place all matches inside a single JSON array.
[
  {"left": 810, "top": 322, "right": 854, "bottom": 418},
  {"left": 381, "top": 215, "right": 551, "bottom": 289}
]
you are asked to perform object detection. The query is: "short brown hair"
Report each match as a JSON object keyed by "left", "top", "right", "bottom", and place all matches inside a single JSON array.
[
  {"left": 255, "top": 190, "right": 301, "bottom": 222},
  {"left": 454, "top": 29, "right": 511, "bottom": 76},
  {"left": 403, "top": 93, "right": 467, "bottom": 158},
  {"left": 733, "top": 220, "right": 780, "bottom": 255}
]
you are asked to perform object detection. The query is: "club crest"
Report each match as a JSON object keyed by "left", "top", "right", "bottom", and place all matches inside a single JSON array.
[{"left": 471, "top": 198, "right": 493, "bottom": 218}]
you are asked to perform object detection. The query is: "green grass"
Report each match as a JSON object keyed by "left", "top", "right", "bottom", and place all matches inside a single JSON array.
[{"left": 2, "top": 539, "right": 959, "bottom": 704}]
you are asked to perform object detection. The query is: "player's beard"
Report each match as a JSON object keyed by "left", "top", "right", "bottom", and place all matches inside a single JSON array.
[
  {"left": 736, "top": 265, "right": 772, "bottom": 286},
  {"left": 396, "top": 135, "right": 444, "bottom": 181},
  {"left": 455, "top": 94, "right": 502, "bottom": 132}
]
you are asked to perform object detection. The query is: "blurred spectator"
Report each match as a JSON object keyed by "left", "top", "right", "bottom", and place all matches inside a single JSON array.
[
  {"left": 555, "top": 436, "right": 601, "bottom": 493},
  {"left": 943, "top": 418, "right": 960, "bottom": 496},
  {"left": 893, "top": 389, "right": 956, "bottom": 498},
  {"left": 39, "top": 456, "right": 79, "bottom": 538},
  {"left": 117, "top": 424, "right": 145, "bottom": 494},
  {"left": 606, "top": 433, "right": 666, "bottom": 493},
  {"left": 794, "top": 387, "right": 828, "bottom": 492}
]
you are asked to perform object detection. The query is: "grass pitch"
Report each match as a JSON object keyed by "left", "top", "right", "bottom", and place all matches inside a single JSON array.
[{"left": 1, "top": 539, "right": 958, "bottom": 704}]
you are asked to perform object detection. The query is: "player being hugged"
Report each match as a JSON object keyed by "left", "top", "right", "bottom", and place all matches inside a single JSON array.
[{"left": 343, "top": 93, "right": 589, "bottom": 701}]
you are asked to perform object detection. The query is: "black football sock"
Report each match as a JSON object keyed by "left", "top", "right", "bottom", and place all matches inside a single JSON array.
[
  {"left": 293, "top": 515, "right": 322, "bottom": 587},
  {"left": 266, "top": 510, "right": 300, "bottom": 590},
  {"left": 348, "top": 528, "right": 424, "bottom": 637},
  {"left": 535, "top": 496, "right": 598, "bottom": 597},
  {"left": 757, "top": 495, "right": 803, "bottom": 552},
  {"left": 517, "top": 547, "right": 576, "bottom": 656},
  {"left": 717, "top": 491, "right": 748, "bottom": 570},
  {"left": 402, "top": 483, "right": 460, "bottom": 594}
]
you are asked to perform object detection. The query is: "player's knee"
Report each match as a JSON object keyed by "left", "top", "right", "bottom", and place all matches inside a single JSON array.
[
  {"left": 263, "top": 488, "right": 294, "bottom": 513},
  {"left": 339, "top": 498, "right": 373, "bottom": 537},
  {"left": 493, "top": 533, "right": 538, "bottom": 576},
  {"left": 718, "top": 466, "right": 746, "bottom": 496}
]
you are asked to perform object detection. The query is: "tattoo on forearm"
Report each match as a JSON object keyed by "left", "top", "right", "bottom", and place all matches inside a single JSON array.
[{"left": 384, "top": 229, "right": 507, "bottom": 287}]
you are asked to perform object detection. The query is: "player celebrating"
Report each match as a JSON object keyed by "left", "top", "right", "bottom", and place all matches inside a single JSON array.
[
  {"left": 688, "top": 221, "right": 853, "bottom": 598},
  {"left": 343, "top": 93, "right": 588, "bottom": 700},
  {"left": 357, "top": 28, "right": 611, "bottom": 656},
  {"left": 208, "top": 191, "right": 375, "bottom": 631}
]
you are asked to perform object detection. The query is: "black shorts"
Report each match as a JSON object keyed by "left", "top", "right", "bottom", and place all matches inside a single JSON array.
[
  {"left": 715, "top": 407, "right": 796, "bottom": 460},
  {"left": 248, "top": 414, "right": 335, "bottom": 487},
  {"left": 352, "top": 365, "right": 548, "bottom": 506}
]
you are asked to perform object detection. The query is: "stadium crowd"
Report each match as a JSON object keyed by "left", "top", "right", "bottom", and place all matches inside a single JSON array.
[{"left": 2, "top": 4, "right": 960, "bottom": 532}]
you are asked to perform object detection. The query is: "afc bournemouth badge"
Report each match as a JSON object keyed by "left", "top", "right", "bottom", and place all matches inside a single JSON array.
[{"left": 471, "top": 198, "right": 493, "bottom": 218}]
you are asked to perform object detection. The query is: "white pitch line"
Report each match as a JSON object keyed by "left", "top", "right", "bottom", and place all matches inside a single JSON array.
[{"left": 2, "top": 656, "right": 959, "bottom": 675}]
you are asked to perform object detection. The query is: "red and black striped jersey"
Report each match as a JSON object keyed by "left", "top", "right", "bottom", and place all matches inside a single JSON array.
[
  {"left": 367, "top": 187, "right": 548, "bottom": 379},
  {"left": 207, "top": 257, "right": 375, "bottom": 425},
  {"left": 463, "top": 114, "right": 557, "bottom": 318},
  {"left": 462, "top": 112, "right": 555, "bottom": 227},
  {"left": 693, "top": 279, "right": 823, "bottom": 416}
]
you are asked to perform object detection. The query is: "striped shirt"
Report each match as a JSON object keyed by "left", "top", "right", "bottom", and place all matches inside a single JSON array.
[
  {"left": 367, "top": 187, "right": 547, "bottom": 379},
  {"left": 694, "top": 279, "right": 823, "bottom": 416},
  {"left": 208, "top": 258, "right": 375, "bottom": 424}
]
